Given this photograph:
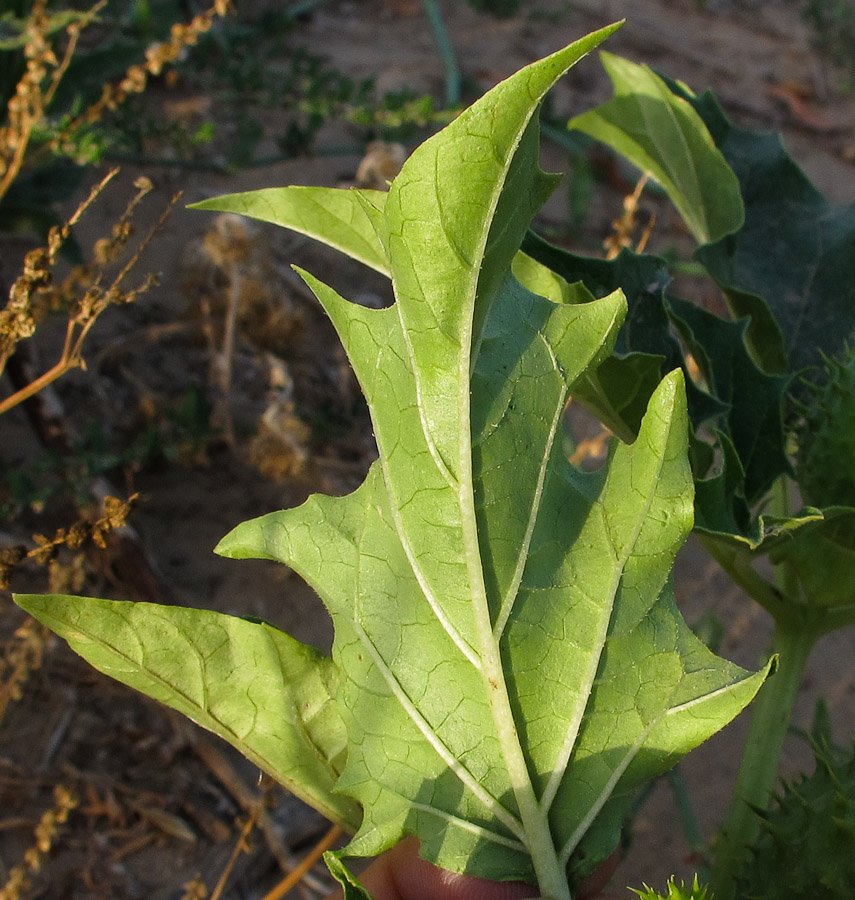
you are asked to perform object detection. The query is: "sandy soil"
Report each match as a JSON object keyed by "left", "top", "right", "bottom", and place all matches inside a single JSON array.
[{"left": 2, "top": 1, "right": 854, "bottom": 897}]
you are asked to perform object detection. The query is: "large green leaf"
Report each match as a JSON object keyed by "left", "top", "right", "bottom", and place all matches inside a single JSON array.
[
  {"left": 15, "top": 30, "right": 768, "bottom": 900},
  {"left": 213, "top": 33, "right": 765, "bottom": 895},
  {"left": 13, "top": 596, "right": 359, "bottom": 828},
  {"left": 569, "top": 53, "right": 744, "bottom": 246}
]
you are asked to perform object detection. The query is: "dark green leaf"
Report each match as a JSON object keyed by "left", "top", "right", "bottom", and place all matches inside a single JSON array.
[
  {"left": 667, "top": 297, "right": 792, "bottom": 503},
  {"left": 678, "top": 84, "right": 855, "bottom": 376},
  {"left": 521, "top": 232, "right": 725, "bottom": 434}
]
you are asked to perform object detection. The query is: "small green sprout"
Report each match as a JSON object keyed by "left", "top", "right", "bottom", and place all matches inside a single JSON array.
[{"left": 631, "top": 875, "right": 711, "bottom": 900}]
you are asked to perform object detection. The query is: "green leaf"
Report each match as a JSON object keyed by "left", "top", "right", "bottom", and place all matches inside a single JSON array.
[
  {"left": 12, "top": 596, "right": 359, "bottom": 830},
  {"left": 520, "top": 232, "right": 725, "bottom": 436},
  {"left": 324, "top": 852, "right": 377, "bottom": 900},
  {"left": 511, "top": 249, "right": 664, "bottom": 442},
  {"left": 569, "top": 52, "right": 744, "bottom": 246},
  {"left": 216, "top": 31, "right": 767, "bottom": 894},
  {"left": 667, "top": 297, "right": 792, "bottom": 504},
  {"left": 677, "top": 83, "right": 855, "bottom": 376},
  {"left": 770, "top": 511, "right": 855, "bottom": 612},
  {"left": 518, "top": 234, "right": 795, "bottom": 543},
  {"left": 190, "top": 186, "right": 390, "bottom": 276}
]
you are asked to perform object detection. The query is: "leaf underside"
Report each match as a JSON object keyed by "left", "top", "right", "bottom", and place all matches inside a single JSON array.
[
  {"left": 16, "top": 26, "right": 768, "bottom": 897},
  {"left": 569, "top": 52, "right": 744, "bottom": 247},
  {"left": 13, "top": 594, "right": 359, "bottom": 828}
]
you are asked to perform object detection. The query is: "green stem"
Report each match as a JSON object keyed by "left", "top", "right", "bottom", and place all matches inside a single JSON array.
[
  {"left": 696, "top": 534, "right": 796, "bottom": 627},
  {"left": 666, "top": 767, "right": 707, "bottom": 879},
  {"left": 285, "top": 0, "right": 338, "bottom": 17},
  {"left": 709, "top": 621, "right": 818, "bottom": 900},
  {"left": 422, "top": 0, "right": 461, "bottom": 107}
]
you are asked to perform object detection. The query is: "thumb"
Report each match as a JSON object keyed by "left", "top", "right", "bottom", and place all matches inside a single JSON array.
[{"left": 326, "top": 838, "right": 621, "bottom": 900}]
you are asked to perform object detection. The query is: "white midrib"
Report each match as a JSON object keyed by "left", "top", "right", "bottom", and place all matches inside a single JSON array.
[
  {"left": 458, "top": 473, "right": 572, "bottom": 900},
  {"left": 493, "top": 333, "right": 570, "bottom": 643},
  {"left": 348, "top": 615, "right": 525, "bottom": 840},
  {"left": 458, "top": 340, "right": 571, "bottom": 900},
  {"left": 452, "top": 111, "right": 577, "bottom": 897}
]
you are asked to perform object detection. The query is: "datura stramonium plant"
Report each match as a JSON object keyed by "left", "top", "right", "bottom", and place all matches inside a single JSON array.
[{"left": 13, "top": 24, "right": 772, "bottom": 900}]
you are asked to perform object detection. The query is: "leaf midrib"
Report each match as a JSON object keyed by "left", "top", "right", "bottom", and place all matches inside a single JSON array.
[{"left": 541, "top": 401, "right": 675, "bottom": 816}]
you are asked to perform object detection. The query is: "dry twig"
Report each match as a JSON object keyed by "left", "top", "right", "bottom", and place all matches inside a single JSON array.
[
  {"left": 0, "top": 167, "right": 119, "bottom": 378},
  {"left": 603, "top": 172, "right": 655, "bottom": 259},
  {"left": 50, "top": 0, "right": 232, "bottom": 158},
  {"left": 0, "top": 0, "right": 231, "bottom": 201},
  {"left": 0, "top": 617, "right": 47, "bottom": 728},
  {"left": 179, "top": 873, "right": 209, "bottom": 900},
  {"left": 0, "top": 784, "right": 77, "bottom": 900},
  {"left": 0, "top": 181, "right": 181, "bottom": 418},
  {"left": 260, "top": 825, "right": 343, "bottom": 900},
  {"left": 209, "top": 810, "right": 261, "bottom": 900},
  {"left": 0, "top": 494, "right": 139, "bottom": 591},
  {"left": 0, "top": 0, "right": 106, "bottom": 203}
]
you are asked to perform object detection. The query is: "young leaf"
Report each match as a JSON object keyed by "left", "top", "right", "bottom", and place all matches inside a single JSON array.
[
  {"left": 568, "top": 52, "right": 744, "bottom": 246},
  {"left": 12, "top": 596, "right": 360, "bottom": 829}
]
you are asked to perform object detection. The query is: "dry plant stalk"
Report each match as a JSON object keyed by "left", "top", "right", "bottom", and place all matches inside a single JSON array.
[
  {"left": 603, "top": 171, "right": 655, "bottom": 259},
  {"left": 0, "top": 617, "right": 47, "bottom": 728},
  {"left": 0, "top": 0, "right": 231, "bottom": 204},
  {"left": 52, "top": 0, "right": 232, "bottom": 155},
  {"left": 0, "top": 167, "right": 118, "bottom": 375},
  {"left": 0, "top": 493, "right": 139, "bottom": 591},
  {"left": 208, "top": 809, "right": 261, "bottom": 900},
  {"left": 260, "top": 825, "right": 343, "bottom": 900},
  {"left": 179, "top": 873, "right": 209, "bottom": 900},
  {"left": 0, "top": 0, "right": 105, "bottom": 203},
  {"left": 0, "top": 175, "right": 181, "bottom": 418},
  {"left": 0, "top": 0, "right": 230, "bottom": 414},
  {"left": 0, "top": 784, "right": 77, "bottom": 900}
]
